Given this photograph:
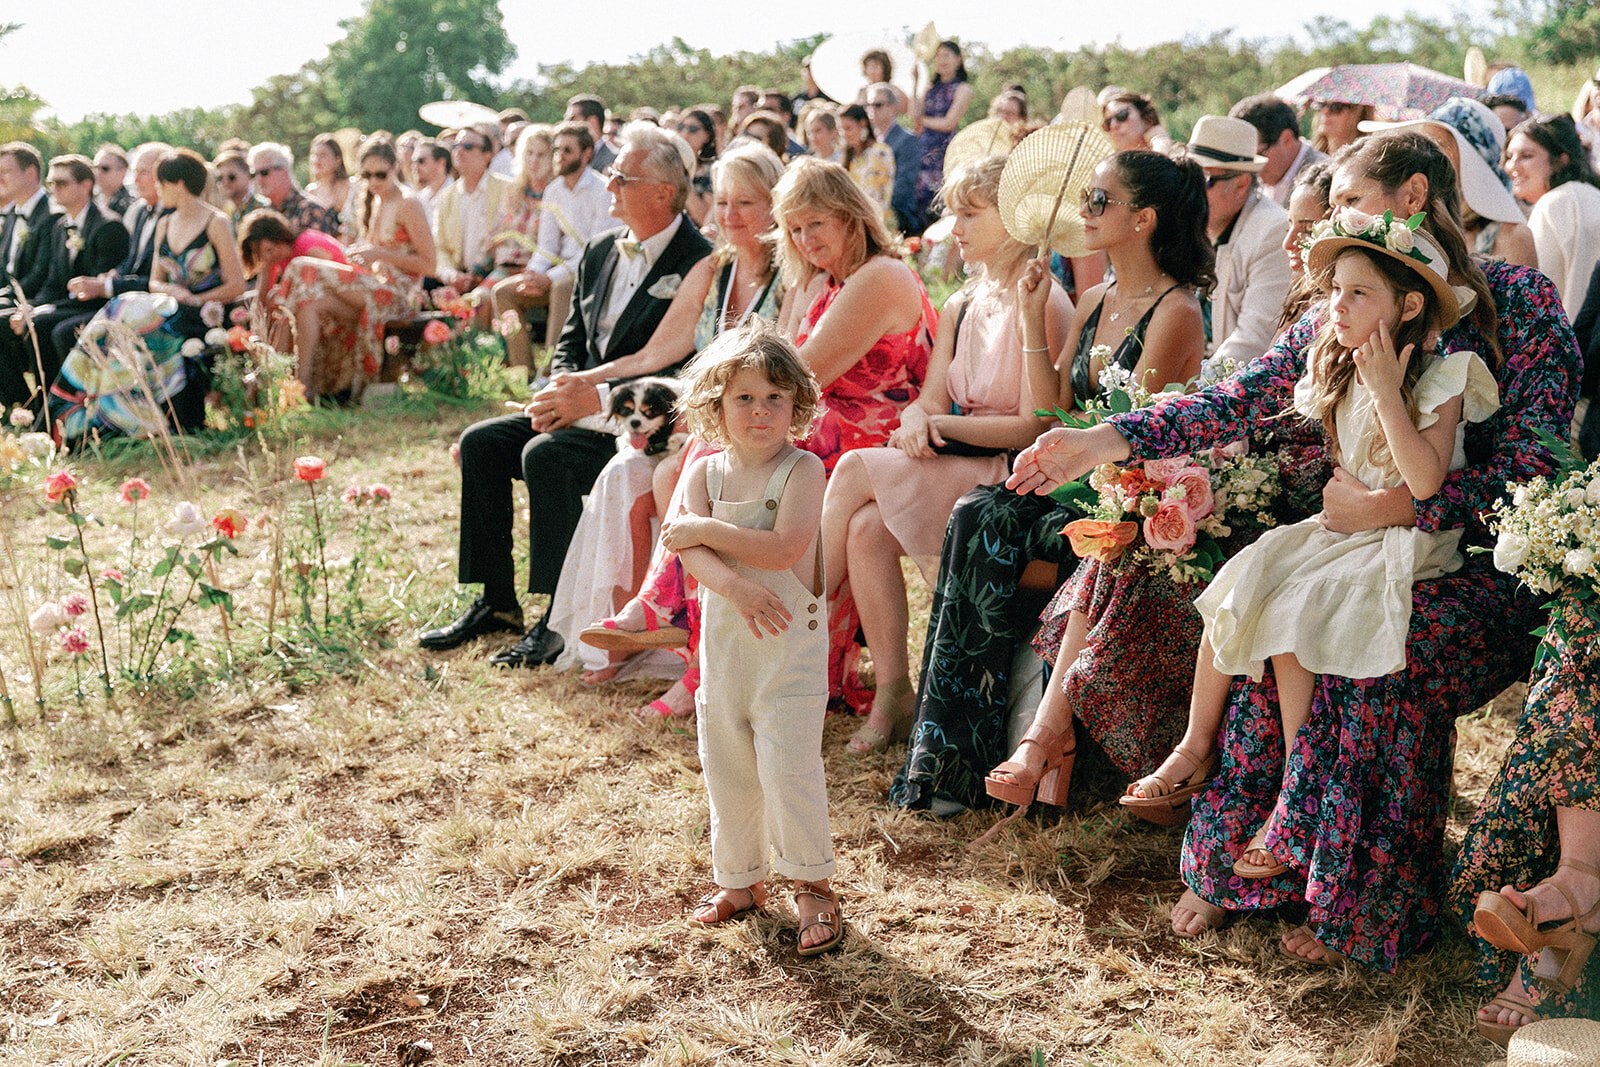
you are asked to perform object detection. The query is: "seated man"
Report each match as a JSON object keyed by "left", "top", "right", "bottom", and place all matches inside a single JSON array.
[
  {"left": 432, "top": 123, "right": 512, "bottom": 291},
  {"left": 0, "top": 142, "right": 58, "bottom": 312},
  {"left": 213, "top": 150, "right": 268, "bottom": 230},
  {"left": 565, "top": 95, "right": 616, "bottom": 173},
  {"left": 248, "top": 143, "right": 340, "bottom": 238},
  {"left": 91, "top": 144, "right": 134, "bottom": 221},
  {"left": 420, "top": 122, "right": 710, "bottom": 667},
  {"left": 1230, "top": 94, "right": 1326, "bottom": 209},
  {"left": 0, "top": 154, "right": 129, "bottom": 408},
  {"left": 492, "top": 121, "right": 612, "bottom": 366}
]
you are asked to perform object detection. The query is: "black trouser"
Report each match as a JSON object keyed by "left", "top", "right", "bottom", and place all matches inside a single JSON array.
[{"left": 456, "top": 413, "right": 616, "bottom": 609}]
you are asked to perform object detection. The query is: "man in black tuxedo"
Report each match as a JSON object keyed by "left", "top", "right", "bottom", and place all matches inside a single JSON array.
[
  {"left": 0, "top": 155, "right": 131, "bottom": 408},
  {"left": 0, "top": 142, "right": 58, "bottom": 311},
  {"left": 420, "top": 122, "right": 711, "bottom": 666}
]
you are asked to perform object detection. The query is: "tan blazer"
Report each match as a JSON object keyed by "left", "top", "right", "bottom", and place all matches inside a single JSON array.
[
  {"left": 1210, "top": 190, "right": 1292, "bottom": 369},
  {"left": 432, "top": 172, "right": 513, "bottom": 275}
]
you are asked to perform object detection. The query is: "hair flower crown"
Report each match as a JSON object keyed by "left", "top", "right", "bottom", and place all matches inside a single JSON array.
[{"left": 1308, "top": 208, "right": 1431, "bottom": 266}]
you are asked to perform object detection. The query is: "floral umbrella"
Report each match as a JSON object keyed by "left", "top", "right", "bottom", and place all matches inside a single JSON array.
[{"left": 1273, "top": 62, "right": 1484, "bottom": 121}]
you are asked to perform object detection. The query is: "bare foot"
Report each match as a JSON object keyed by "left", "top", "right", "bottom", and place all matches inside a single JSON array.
[
  {"left": 1498, "top": 864, "right": 1600, "bottom": 934},
  {"left": 632, "top": 675, "right": 695, "bottom": 722},
  {"left": 690, "top": 881, "right": 765, "bottom": 926},
  {"left": 580, "top": 664, "right": 621, "bottom": 686},
  {"left": 1171, "top": 888, "right": 1225, "bottom": 938},
  {"left": 1281, "top": 924, "right": 1342, "bottom": 964},
  {"left": 1128, "top": 745, "right": 1211, "bottom": 800}
]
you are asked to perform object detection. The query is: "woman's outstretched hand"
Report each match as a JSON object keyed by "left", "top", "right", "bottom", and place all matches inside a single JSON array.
[{"left": 1006, "top": 423, "right": 1132, "bottom": 496}]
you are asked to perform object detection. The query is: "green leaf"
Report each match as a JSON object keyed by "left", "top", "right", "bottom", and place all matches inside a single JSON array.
[
  {"left": 1049, "top": 478, "right": 1100, "bottom": 509},
  {"left": 152, "top": 558, "right": 173, "bottom": 577},
  {"left": 1405, "top": 212, "right": 1425, "bottom": 230},
  {"left": 164, "top": 627, "right": 195, "bottom": 646},
  {"left": 1107, "top": 390, "right": 1133, "bottom": 414},
  {"left": 44, "top": 535, "right": 72, "bottom": 550},
  {"left": 65, "top": 511, "right": 86, "bottom": 527},
  {"left": 62, "top": 557, "right": 85, "bottom": 576},
  {"left": 197, "top": 584, "right": 234, "bottom": 613},
  {"left": 116, "top": 594, "right": 154, "bottom": 618}
]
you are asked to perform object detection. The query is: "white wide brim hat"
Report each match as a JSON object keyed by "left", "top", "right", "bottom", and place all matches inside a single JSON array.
[{"left": 1358, "top": 117, "right": 1525, "bottom": 225}]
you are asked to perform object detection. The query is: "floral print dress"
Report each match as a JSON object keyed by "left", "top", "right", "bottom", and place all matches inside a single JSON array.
[{"left": 1108, "top": 261, "right": 1579, "bottom": 972}]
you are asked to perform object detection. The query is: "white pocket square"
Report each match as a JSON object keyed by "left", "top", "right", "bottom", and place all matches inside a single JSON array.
[{"left": 646, "top": 274, "right": 682, "bottom": 300}]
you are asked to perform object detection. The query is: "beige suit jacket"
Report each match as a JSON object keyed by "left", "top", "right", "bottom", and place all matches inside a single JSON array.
[{"left": 432, "top": 172, "right": 513, "bottom": 275}]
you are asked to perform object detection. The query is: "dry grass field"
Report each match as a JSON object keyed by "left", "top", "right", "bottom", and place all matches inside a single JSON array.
[{"left": 0, "top": 398, "right": 1526, "bottom": 1066}]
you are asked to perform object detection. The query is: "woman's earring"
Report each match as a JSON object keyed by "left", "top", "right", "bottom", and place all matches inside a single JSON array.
[{"left": 1134, "top": 223, "right": 1142, "bottom": 232}]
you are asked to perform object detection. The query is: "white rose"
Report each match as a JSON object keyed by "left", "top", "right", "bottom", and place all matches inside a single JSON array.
[
  {"left": 29, "top": 602, "right": 67, "bottom": 633},
  {"left": 1493, "top": 531, "right": 1530, "bottom": 573},
  {"left": 1337, "top": 208, "right": 1375, "bottom": 235},
  {"left": 1564, "top": 548, "right": 1596, "bottom": 576},
  {"left": 204, "top": 328, "right": 229, "bottom": 348},
  {"left": 180, "top": 338, "right": 204, "bottom": 358},
  {"left": 20, "top": 432, "right": 54, "bottom": 459},
  {"left": 1586, "top": 477, "right": 1600, "bottom": 506},
  {"left": 167, "top": 500, "right": 208, "bottom": 538},
  {"left": 1565, "top": 487, "right": 1588, "bottom": 509},
  {"left": 1384, "top": 224, "right": 1415, "bottom": 254}
]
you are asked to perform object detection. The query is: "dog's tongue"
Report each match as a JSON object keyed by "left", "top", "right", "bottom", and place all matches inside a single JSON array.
[{"left": 629, "top": 432, "right": 649, "bottom": 450}]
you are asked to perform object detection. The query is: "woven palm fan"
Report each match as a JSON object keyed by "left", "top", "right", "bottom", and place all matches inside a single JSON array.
[
  {"left": 1057, "top": 86, "right": 1100, "bottom": 126},
  {"left": 912, "top": 22, "right": 942, "bottom": 64},
  {"left": 943, "top": 118, "right": 1016, "bottom": 178},
  {"left": 998, "top": 121, "right": 1114, "bottom": 260},
  {"left": 1464, "top": 47, "right": 1488, "bottom": 88}
]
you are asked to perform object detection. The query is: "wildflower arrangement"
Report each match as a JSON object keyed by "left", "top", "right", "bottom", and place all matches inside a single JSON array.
[
  {"left": 1485, "top": 453, "right": 1600, "bottom": 652},
  {"left": 208, "top": 335, "right": 308, "bottom": 437},
  {"left": 1044, "top": 357, "right": 1280, "bottom": 585},
  {"left": 1304, "top": 207, "right": 1429, "bottom": 264}
]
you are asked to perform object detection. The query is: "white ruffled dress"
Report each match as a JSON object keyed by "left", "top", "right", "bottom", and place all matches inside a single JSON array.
[{"left": 1196, "top": 349, "right": 1500, "bottom": 681}]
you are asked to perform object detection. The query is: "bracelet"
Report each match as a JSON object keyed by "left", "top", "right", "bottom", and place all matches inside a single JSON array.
[{"left": 1022, "top": 345, "right": 1051, "bottom": 353}]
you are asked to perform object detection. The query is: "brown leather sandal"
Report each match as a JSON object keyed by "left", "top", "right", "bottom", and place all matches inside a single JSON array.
[
  {"left": 1475, "top": 989, "right": 1540, "bottom": 1049},
  {"left": 984, "top": 721, "right": 1075, "bottom": 808},
  {"left": 794, "top": 885, "right": 844, "bottom": 957},
  {"left": 687, "top": 883, "right": 766, "bottom": 929},
  {"left": 1474, "top": 859, "right": 1600, "bottom": 993}
]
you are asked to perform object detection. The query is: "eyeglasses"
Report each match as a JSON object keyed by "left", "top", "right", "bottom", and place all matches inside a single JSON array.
[
  {"left": 1102, "top": 108, "right": 1133, "bottom": 129},
  {"left": 1204, "top": 172, "right": 1246, "bottom": 189},
  {"left": 361, "top": 170, "right": 390, "bottom": 181},
  {"left": 604, "top": 167, "right": 659, "bottom": 188},
  {"left": 1080, "top": 187, "right": 1136, "bottom": 216},
  {"left": 251, "top": 166, "right": 282, "bottom": 178}
]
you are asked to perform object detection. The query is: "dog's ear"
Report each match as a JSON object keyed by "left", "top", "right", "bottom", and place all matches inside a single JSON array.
[{"left": 607, "top": 386, "right": 633, "bottom": 418}]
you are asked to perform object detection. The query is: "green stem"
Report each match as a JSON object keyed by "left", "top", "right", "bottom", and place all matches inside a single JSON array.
[
  {"left": 68, "top": 498, "right": 114, "bottom": 701},
  {"left": 308, "top": 482, "right": 330, "bottom": 631}
]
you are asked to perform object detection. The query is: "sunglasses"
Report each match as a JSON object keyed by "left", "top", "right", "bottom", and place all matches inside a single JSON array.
[
  {"left": 1204, "top": 172, "right": 1246, "bottom": 189},
  {"left": 1081, "top": 187, "right": 1135, "bottom": 217},
  {"left": 677, "top": 124, "right": 704, "bottom": 134},
  {"left": 251, "top": 166, "right": 283, "bottom": 178},
  {"left": 1314, "top": 102, "right": 1355, "bottom": 114},
  {"left": 453, "top": 140, "right": 487, "bottom": 152},
  {"left": 361, "top": 170, "right": 390, "bottom": 181},
  {"left": 603, "top": 167, "right": 658, "bottom": 188},
  {"left": 1102, "top": 108, "right": 1133, "bottom": 128}
]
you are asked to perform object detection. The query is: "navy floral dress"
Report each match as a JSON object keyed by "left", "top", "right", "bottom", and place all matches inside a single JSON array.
[
  {"left": 1108, "top": 261, "right": 1579, "bottom": 972},
  {"left": 1450, "top": 592, "right": 1600, "bottom": 1016}
]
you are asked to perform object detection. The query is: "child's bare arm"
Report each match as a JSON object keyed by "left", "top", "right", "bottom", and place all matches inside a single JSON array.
[
  {"left": 1354, "top": 321, "right": 1459, "bottom": 499},
  {"left": 662, "top": 453, "right": 826, "bottom": 571},
  {"left": 671, "top": 458, "right": 793, "bottom": 638}
]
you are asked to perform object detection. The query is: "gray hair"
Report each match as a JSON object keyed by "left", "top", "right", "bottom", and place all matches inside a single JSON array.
[
  {"left": 621, "top": 120, "right": 693, "bottom": 214},
  {"left": 130, "top": 141, "right": 173, "bottom": 170},
  {"left": 248, "top": 142, "right": 293, "bottom": 172},
  {"left": 866, "top": 82, "right": 899, "bottom": 110}
]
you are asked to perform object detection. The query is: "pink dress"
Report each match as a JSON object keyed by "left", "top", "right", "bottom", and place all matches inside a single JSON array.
[{"left": 855, "top": 283, "right": 1021, "bottom": 581}]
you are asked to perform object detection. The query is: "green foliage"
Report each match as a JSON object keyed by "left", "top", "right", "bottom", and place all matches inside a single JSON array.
[{"left": 1525, "top": 0, "right": 1600, "bottom": 65}]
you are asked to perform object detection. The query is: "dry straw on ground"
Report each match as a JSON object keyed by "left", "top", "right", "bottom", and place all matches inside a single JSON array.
[{"left": 0, "top": 400, "right": 1521, "bottom": 1066}]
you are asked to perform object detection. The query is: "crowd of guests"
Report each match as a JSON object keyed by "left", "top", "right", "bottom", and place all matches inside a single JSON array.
[{"left": 5, "top": 47, "right": 1600, "bottom": 1046}]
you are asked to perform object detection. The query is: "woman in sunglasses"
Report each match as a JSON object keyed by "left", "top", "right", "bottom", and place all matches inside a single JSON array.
[
  {"left": 270, "top": 133, "right": 435, "bottom": 402},
  {"left": 1100, "top": 91, "right": 1165, "bottom": 153},
  {"left": 676, "top": 108, "right": 719, "bottom": 227},
  {"left": 1310, "top": 99, "right": 1373, "bottom": 155},
  {"left": 894, "top": 150, "right": 1213, "bottom": 813}
]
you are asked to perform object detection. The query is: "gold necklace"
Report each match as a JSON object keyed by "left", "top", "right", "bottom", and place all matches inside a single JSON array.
[{"left": 1107, "top": 275, "right": 1167, "bottom": 323}]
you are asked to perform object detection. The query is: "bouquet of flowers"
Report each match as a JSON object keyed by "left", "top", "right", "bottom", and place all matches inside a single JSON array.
[
  {"left": 1044, "top": 352, "right": 1281, "bottom": 585},
  {"left": 1485, "top": 453, "right": 1600, "bottom": 651}
]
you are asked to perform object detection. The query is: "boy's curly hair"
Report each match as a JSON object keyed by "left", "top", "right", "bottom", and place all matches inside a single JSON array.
[{"left": 677, "top": 319, "right": 821, "bottom": 446}]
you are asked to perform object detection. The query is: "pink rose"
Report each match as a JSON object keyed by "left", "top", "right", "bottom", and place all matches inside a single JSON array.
[
  {"left": 343, "top": 485, "right": 364, "bottom": 505},
  {"left": 60, "top": 627, "right": 90, "bottom": 655},
  {"left": 1167, "top": 466, "right": 1214, "bottom": 520},
  {"left": 1143, "top": 502, "right": 1197, "bottom": 554},
  {"left": 293, "top": 456, "right": 326, "bottom": 483},
  {"left": 1143, "top": 457, "right": 1192, "bottom": 485},
  {"left": 229, "top": 304, "right": 250, "bottom": 326},
  {"left": 384, "top": 335, "right": 401, "bottom": 356},
  {"left": 60, "top": 593, "right": 90, "bottom": 617},
  {"left": 422, "top": 319, "right": 452, "bottom": 345},
  {"left": 100, "top": 568, "right": 125, "bottom": 583},
  {"left": 120, "top": 477, "right": 151, "bottom": 503},
  {"left": 45, "top": 469, "right": 77, "bottom": 504},
  {"left": 369, "top": 484, "right": 391, "bottom": 502},
  {"left": 1209, "top": 438, "right": 1249, "bottom": 461}
]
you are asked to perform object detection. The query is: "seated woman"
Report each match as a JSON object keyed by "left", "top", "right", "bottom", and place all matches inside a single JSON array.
[
  {"left": 821, "top": 156, "right": 1071, "bottom": 753},
  {"left": 800, "top": 103, "right": 842, "bottom": 165},
  {"left": 272, "top": 135, "right": 436, "bottom": 401},
  {"left": 1100, "top": 90, "right": 1166, "bottom": 153},
  {"left": 305, "top": 132, "right": 355, "bottom": 237},
  {"left": 1004, "top": 131, "right": 1577, "bottom": 975},
  {"left": 839, "top": 104, "right": 895, "bottom": 231},
  {"left": 548, "top": 142, "right": 787, "bottom": 689},
  {"left": 477, "top": 126, "right": 553, "bottom": 294},
  {"left": 585, "top": 157, "right": 935, "bottom": 718},
  {"left": 977, "top": 151, "right": 1212, "bottom": 809},
  {"left": 675, "top": 109, "right": 719, "bottom": 227},
  {"left": 736, "top": 111, "right": 792, "bottom": 162},
  {"left": 239, "top": 209, "right": 347, "bottom": 335},
  {"left": 48, "top": 148, "right": 248, "bottom": 439},
  {"left": 1506, "top": 113, "right": 1600, "bottom": 320}
]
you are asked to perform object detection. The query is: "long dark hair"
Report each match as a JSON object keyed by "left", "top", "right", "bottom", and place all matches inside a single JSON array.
[
  {"left": 1337, "top": 131, "right": 1500, "bottom": 369},
  {"left": 1305, "top": 245, "right": 1441, "bottom": 469},
  {"left": 355, "top": 133, "right": 397, "bottom": 236},
  {"left": 1509, "top": 113, "right": 1600, "bottom": 191},
  {"left": 839, "top": 104, "right": 876, "bottom": 169},
  {"left": 1114, "top": 150, "right": 1215, "bottom": 292},
  {"left": 1276, "top": 159, "right": 1334, "bottom": 334},
  {"left": 932, "top": 41, "right": 968, "bottom": 84},
  {"left": 310, "top": 132, "right": 349, "bottom": 182},
  {"left": 682, "top": 108, "right": 718, "bottom": 164}
]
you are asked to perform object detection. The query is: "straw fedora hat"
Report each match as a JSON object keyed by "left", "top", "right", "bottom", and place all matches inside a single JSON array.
[
  {"left": 1183, "top": 115, "right": 1268, "bottom": 172},
  {"left": 1304, "top": 207, "right": 1462, "bottom": 328},
  {"left": 1482, "top": 1018, "right": 1600, "bottom": 1067}
]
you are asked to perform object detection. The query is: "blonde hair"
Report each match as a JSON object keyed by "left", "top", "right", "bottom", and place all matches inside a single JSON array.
[
  {"left": 709, "top": 141, "right": 784, "bottom": 273},
  {"left": 771, "top": 156, "right": 903, "bottom": 288},
  {"left": 678, "top": 319, "right": 821, "bottom": 446},
  {"left": 940, "top": 156, "right": 1031, "bottom": 284}
]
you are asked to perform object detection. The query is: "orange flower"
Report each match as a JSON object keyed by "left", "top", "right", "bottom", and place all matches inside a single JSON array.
[
  {"left": 1062, "top": 519, "right": 1139, "bottom": 562},
  {"left": 44, "top": 469, "right": 77, "bottom": 504},
  {"left": 293, "top": 455, "right": 326, "bottom": 482},
  {"left": 1118, "top": 468, "right": 1164, "bottom": 498}
]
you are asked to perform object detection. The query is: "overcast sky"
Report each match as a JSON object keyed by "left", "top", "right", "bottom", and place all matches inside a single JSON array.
[{"left": 5, "top": 0, "right": 1484, "bottom": 122}]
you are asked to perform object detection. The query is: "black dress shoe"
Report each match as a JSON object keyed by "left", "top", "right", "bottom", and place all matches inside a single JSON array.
[
  {"left": 490, "top": 619, "right": 564, "bottom": 668},
  {"left": 418, "top": 598, "right": 524, "bottom": 651}
]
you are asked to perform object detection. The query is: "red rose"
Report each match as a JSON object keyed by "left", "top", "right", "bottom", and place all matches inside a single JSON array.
[
  {"left": 44, "top": 469, "right": 77, "bottom": 504},
  {"left": 293, "top": 456, "right": 326, "bottom": 482},
  {"left": 119, "top": 477, "right": 151, "bottom": 503}
]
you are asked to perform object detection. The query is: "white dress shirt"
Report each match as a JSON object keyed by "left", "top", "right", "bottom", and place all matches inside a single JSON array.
[{"left": 532, "top": 167, "right": 613, "bottom": 287}]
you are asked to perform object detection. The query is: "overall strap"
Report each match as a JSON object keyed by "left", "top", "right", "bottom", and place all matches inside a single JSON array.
[
  {"left": 761, "top": 448, "right": 806, "bottom": 507},
  {"left": 705, "top": 452, "right": 726, "bottom": 502}
]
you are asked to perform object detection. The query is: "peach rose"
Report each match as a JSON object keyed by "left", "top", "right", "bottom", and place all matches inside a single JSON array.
[
  {"left": 1143, "top": 502, "right": 1196, "bottom": 554},
  {"left": 1062, "top": 519, "right": 1140, "bottom": 563},
  {"left": 1167, "top": 465, "right": 1214, "bottom": 520},
  {"left": 293, "top": 456, "right": 326, "bottom": 482},
  {"left": 1143, "top": 456, "right": 1192, "bottom": 484}
]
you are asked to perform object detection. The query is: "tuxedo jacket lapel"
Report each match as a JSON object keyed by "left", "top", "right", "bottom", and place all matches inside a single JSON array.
[
  {"left": 585, "top": 238, "right": 622, "bottom": 364},
  {"left": 608, "top": 218, "right": 698, "bottom": 356}
]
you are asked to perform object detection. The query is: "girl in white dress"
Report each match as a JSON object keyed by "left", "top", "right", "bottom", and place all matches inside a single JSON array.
[
  {"left": 659, "top": 320, "right": 844, "bottom": 956},
  {"left": 1121, "top": 210, "right": 1500, "bottom": 878}
]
